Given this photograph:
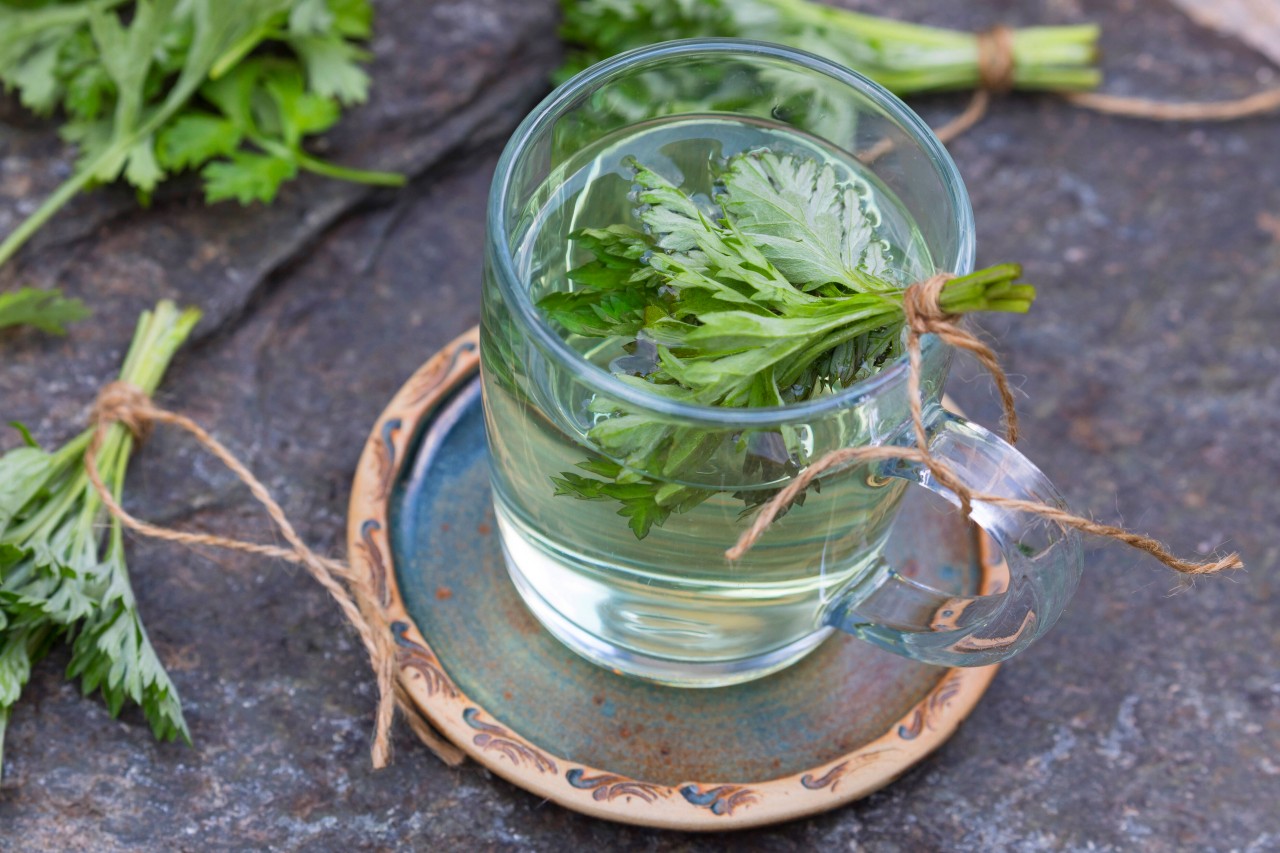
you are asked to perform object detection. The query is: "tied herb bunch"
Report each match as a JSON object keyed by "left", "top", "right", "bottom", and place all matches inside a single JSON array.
[
  {"left": 0, "top": 0, "right": 403, "bottom": 268},
  {"left": 0, "top": 301, "right": 197, "bottom": 772},
  {"left": 550, "top": 2, "right": 1099, "bottom": 164},
  {"left": 539, "top": 150, "right": 1036, "bottom": 538},
  {"left": 558, "top": 0, "right": 1101, "bottom": 93}
]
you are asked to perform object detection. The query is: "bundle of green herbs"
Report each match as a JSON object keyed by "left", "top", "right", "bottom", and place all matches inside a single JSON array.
[
  {"left": 0, "top": 301, "right": 197, "bottom": 772},
  {"left": 540, "top": 150, "right": 1035, "bottom": 538},
  {"left": 558, "top": 0, "right": 1101, "bottom": 93},
  {"left": 0, "top": 0, "right": 401, "bottom": 268}
]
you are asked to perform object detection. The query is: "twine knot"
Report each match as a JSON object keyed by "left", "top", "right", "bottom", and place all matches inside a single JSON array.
[
  {"left": 727, "top": 277, "right": 1243, "bottom": 577},
  {"left": 92, "top": 381, "right": 154, "bottom": 441},
  {"left": 82, "top": 384, "right": 465, "bottom": 770},
  {"left": 902, "top": 275, "right": 1019, "bottom": 444},
  {"left": 859, "top": 26, "right": 1014, "bottom": 165},
  {"left": 862, "top": 22, "right": 1280, "bottom": 168},
  {"left": 903, "top": 274, "right": 959, "bottom": 334},
  {"left": 976, "top": 25, "right": 1017, "bottom": 93}
]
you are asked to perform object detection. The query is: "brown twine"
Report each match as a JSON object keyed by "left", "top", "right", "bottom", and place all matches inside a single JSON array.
[
  {"left": 864, "top": 26, "right": 1280, "bottom": 161},
  {"left": 725, "top": 276, "right": 1244, "bottom": 576},
  {"left": 977, "top": 25, "right": 1017, "bottom": 94},
  {"left": 86, "top": 381, "right": 466, "bottom": 769},
  {"left": 838, "top": 25, "right": 1265, "bottom": 571},
  {"left": 859, "top": 89, "right": 992, "bottom": 163},
  {"left": 1063, "top": 87, "right": 1280, "bottom": 121}
]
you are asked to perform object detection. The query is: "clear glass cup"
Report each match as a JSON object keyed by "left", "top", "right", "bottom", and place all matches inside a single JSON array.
[{"left": 480, "top": 39, "right": 1083, "bottom": 687}]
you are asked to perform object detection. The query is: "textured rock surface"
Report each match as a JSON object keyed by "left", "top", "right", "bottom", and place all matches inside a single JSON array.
[{"left": 1, "top": 1, "right": 1277, "bottom": 849}]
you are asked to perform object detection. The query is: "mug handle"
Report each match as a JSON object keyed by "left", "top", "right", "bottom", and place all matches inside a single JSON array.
[{"left": 824, "top": 408, "right": 1084, "bottom": 666}]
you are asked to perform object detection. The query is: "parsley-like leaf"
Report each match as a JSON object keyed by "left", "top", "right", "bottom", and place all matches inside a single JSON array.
[
  {"left": 537, "top": 150, "right": 1037, "bottom": 537},
  {"left": 157, "top": 113, "right": 244, "bottom": 170},
  {"left": 7, "top": 36, "right": 63, "bottom": 114},
  {"left": 720, "top": 151, "right": 893, "bottom": 292},
  {"left": 202, "top": 152, "right": 298, "bottom": 205},
  {"left": 189, "top": 57, "right": 399, "bottom": 205},
  {"left": 287, "top": 32, "right": 370, "bottom": 105},
  {"left": 0, "top": 288, "right": 91, "bottom": 335},
  {"left": 0, "top": 0, "right": 401, "bottom": 269},
  {"left": 0, "top": 623, "right": 53, "bottom": 770},
  {"left": 289, "top": 0, "right": 336, "bottom": 36}
]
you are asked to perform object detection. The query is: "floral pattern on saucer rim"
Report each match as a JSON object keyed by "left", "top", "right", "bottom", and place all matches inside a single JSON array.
[{"left": 347, "top": 326, "right": 1003, "bottom": 831}]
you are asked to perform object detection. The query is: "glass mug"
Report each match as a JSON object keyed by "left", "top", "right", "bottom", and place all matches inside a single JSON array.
[{"left": 480, "top": 40, "right": 1082, "bottom": 687}]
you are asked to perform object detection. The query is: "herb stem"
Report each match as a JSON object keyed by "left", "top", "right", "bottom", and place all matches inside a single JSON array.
[
  {"left": 48, "top": 430, "right": 95, "bottom": 471},
  {"left": 0, "top": 160, "right": 103, "bottom": 267},
  {"left": 0, "top": 1, "right": 391, "bottom": 269},
  {"left": 0, "top": 0, "right": 131, "bottom": 39},
  {"left": 0, "top": 48, "right": 212, "bottom": 267},
  {"left": 560, "top": 1, "right": 1102, "bottom": 94},
  {"left": 209, "top": 24, "right": 279, "bottom": 79},
  {"left": 108, "top": 435, "right": 131, "bottom": 558},
  {"left": 755, "top": 0, "right": 1100, "bottom": 91},
  {"left": 5, "top": 466, "right": 87, "bottom": 543},
  {"left": 253, "top": 136, "right": 406, "bottom": 188},
  {"left": 294, "top": 153, "right": 407, "bottom": 187}
]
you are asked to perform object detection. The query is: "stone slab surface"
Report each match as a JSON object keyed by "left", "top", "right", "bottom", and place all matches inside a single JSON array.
[{"left": 0, "top": 1, "right": 1276, "bottom": 849}]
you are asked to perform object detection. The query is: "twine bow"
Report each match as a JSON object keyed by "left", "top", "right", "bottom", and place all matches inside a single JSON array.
[
  {"left": 726, "top": 276, "right": 1243, "bottom": 576},
  {"left": 86, "top": 383, "right": 465, "bottom": 769}
]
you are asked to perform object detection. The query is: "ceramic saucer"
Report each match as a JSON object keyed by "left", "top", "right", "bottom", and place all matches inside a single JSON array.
[{"left": 347, "top": 327, "right": 1000, "bottom": 830}]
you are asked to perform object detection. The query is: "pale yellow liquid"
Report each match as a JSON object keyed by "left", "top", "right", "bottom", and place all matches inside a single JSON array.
[{"left": 481, "top": 116, "right": 930, "bottom": 684}]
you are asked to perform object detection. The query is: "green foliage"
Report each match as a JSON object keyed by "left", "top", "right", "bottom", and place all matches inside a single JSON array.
[
  {"left": 557, "top": 0, "right": 1101, "bottom": 93},
  {"left": 0, "top": 287, "right": 90, "bottom": 334},
  {"left": 537, "top": 151, "right": 1036, "bottom": 537},
  {"left": 0, "top": 0, "right": 403, "bottom": 267},
  {"left": 551, "top": 0, "right": 1101, "bottom": 156},
  {"left": 0, "top": 301, "right": 199, "bottom": 774}
]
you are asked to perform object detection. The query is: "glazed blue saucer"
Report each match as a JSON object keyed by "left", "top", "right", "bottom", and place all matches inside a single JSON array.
[{"left": 347, "top": 328, "right": 1000, "bottom": 830}]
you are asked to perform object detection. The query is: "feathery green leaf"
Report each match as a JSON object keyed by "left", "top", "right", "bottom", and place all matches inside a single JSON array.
[
  {"left": 536, "top": 150, "right": 1036, "bottom": 537},
  {"left": 0, "top": 301, "right": 199, "bottom": 775}
]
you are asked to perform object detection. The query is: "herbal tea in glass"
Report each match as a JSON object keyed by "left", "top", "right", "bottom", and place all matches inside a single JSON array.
[{"left": 481, "top": 42, "right": 1083, "bottom": 686}]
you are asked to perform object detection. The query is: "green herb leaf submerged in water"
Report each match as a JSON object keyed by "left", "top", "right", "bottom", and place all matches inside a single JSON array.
[
  {"left": 537, "top": 150, "right": 1036, "bottom": 538},
  {"left": 0, "top": 301, "right": 198, "bottom": 773}
]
